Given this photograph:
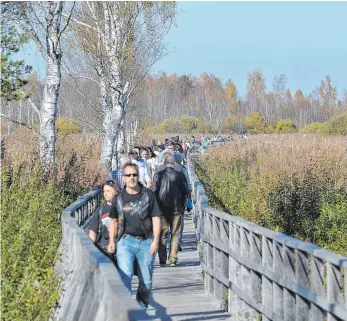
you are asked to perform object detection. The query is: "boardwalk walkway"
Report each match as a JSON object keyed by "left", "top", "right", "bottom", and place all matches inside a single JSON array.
[{"left": 132, "top": 213, "right": 232, "bottom": 321}]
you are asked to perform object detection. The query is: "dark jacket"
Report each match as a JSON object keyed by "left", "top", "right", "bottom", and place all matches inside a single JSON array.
[{"left": 153, "top": 166, "right": 189, "bottom": 214}]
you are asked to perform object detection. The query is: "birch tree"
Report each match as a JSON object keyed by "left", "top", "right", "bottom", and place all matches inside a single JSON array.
[
  {"left": 68, "top": 1, "right": 176, "bottom": 170},
  {"left": 2, "top": 1, "right": 75, "bottom": 175}
]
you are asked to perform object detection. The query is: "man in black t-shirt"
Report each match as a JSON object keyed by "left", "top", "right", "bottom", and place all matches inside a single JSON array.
[{"left": 108, "top": 163, "right": 161, "bottom": 310}]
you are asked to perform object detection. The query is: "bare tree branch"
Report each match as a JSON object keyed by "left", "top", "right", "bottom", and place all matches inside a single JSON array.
[
  {"left": 59, "top": 1, "right": 76, "bottom": 37},
  {"left": 62, "top": 13, "right": 99, "bottom": 33},
  {"left": 27, "top": 97, "right": 41, "bottom": 122},
  {"left": 73, "top": 112, "right": 102, "bottom": 136},
  {"left": 18, "top": 92, "right": 42, "bottom": 122},
  {"left": 29, "top": 2, "right": 46, "bottom": 32},
  {"left": 66, "top": 73, "right": 100, "bottom": 86},
  {"left": 1, "top": 113, "right": 40, "bottom": 137},
  {"left": 67, "top": 76, "right": 101, "bottom": 113}
]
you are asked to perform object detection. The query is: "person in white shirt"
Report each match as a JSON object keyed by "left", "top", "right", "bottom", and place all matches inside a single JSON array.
[
  {"left": 145, "top": 147, "right": 159, "bottom": 177},
  {"left": 128, "top": 150, "right": 152, "bottom": 189}
]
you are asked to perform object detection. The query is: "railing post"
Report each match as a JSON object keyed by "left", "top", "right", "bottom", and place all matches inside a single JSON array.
[
  {"left": 205, "top": 213, "right": 214, "bottom": 296},
  {"left": 273, "top": 241, "right": 284, "bottom": 319},
  {"left": 283, "top": 245, "right": 295, "bottom": 321},
  {"left": 240, "top": 227, "right": 258, "bottom": 320},
  {"left": 262, "top": 236, "right": 273, "bottom": 321},
  {"left": 311, "top": 256, "right": 326, "bottom": 321},
  {"left": 213, "top": 216, "right": 223, "bottom": 302},
  {"left": 220, "top": 219, "right": 229, "bottom": 310},
  {"left": 295, "top": 249, "right": 309, "bottom": 321},
  {"left": 229, "top": 223, "right": 242, "bottom": 318},
  {"left": 250, "top": 232, "right": 262, "bottom": 319},
  {"left": 327, "top": 262, "right": 342, "bottom": 321}
]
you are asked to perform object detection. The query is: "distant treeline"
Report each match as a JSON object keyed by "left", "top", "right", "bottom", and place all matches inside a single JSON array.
[
  {"left": 131, "top": 71, "right": 346, "bottom": 135},
  {"left": 3, "top": 71, "right": 346, "bottom": 140},
  {"left": 140, "top": 112, "right": 347, "bottom": 136}
]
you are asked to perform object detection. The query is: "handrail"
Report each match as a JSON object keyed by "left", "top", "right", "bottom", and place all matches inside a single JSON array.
[
  {"left": 52, "top": 187, "right": 148, "bottom": 321},
  {"left": 187, "top": 152, "right": 347, "bottom": 321}
]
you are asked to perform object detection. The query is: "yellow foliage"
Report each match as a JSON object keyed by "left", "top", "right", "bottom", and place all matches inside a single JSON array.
[
  {"left": 56, "top": 117, "right": 81, "bottom": 134},
  {"left": 244, "top": 112, "right": 273, "bottom": 134},
  {"left": 275, "top": 119, "right": 297, "bottom": 134}
]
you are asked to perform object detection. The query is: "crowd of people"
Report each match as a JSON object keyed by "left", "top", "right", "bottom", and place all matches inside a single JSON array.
[
  {"left": 85, "top": 136, "right": 201, "bottom": 310},
  {"left": 85, "top": 134, "right": 233, "bottom": 309}
]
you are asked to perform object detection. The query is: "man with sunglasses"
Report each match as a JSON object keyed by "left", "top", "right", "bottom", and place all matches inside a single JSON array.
[{"left": 108, "top": 163, "right": 161, "bottom": 310}]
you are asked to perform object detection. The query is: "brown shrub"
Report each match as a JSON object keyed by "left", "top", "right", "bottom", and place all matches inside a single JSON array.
[
  {"left": 198, "top": 134, "right": 347, "bottom": 254},
  {"left": 2, "top": 130, "right": 106, "bottom": 196}
]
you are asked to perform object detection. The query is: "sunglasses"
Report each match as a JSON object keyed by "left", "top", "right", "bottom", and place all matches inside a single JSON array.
[
  {"left": 105, "top": 180, "right": 117, "bottom": 186},
  {"left": 124, "top": 173, "right": 138, "bottom": 177}
]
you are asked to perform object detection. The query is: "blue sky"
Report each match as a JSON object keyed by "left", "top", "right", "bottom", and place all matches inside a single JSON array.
[
  {"left": 20, "top": 1, "right": 347, "bottom": 98},
  {"left": 153, "top": 1, "right": 347, "bottom": 98}
]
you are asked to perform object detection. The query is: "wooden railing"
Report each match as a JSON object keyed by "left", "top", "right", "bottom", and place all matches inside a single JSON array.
[
  {"left": 53, "top": 187, "right": 147, "bottom": 321},
  {"left": 64, "top": 187, "right": 101, "bottom": 227},
  {"left": 187, "top": 154, "right": 347, "bottom": 321}
]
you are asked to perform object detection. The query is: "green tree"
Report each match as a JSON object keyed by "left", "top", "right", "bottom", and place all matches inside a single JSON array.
[
  {"left": 300, "top": 122, "right": 327, "bottom": 135},
  {"left": 0, "top": 23, "right": 32, "bottom": 101},
  {"left": 275, "top": 119, "right": 297, "bottom": 134},
  {"left": 244, "top": 112, "right": 273, "bottom": 134},
  {"left": 180, "top": 116, "right": 203, "bottom": 133},
  {"left": 328, "top": 112, "right": 347, "bottom": 135}
]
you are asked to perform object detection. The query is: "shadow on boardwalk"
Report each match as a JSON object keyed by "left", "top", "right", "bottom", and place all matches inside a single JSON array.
[{"left": 132, "top": 214, "right": 232, "bottom": 321}]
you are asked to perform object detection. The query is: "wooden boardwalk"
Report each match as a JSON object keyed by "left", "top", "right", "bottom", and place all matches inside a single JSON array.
[{"left": 132, "top": 214, "right": 232, "bottom": 321}]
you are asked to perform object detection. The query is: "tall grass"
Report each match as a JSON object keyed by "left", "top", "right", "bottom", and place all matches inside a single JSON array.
[
  {"left": 197, "top": 134, "right": 347, "bottom": 256},
  {"left": 3, "top": 130, "right": 105, "bottom": 197},
  {"left": 1, "top": 130, "right": 105, "bottom": 320}
]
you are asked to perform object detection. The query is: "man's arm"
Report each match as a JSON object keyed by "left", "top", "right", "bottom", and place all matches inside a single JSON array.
[
  {"left": 108, "top": 219, "right": 118, "bottom": 253},
  {"left": 150, "top": 216, "right": 161, "bottom": 255}
]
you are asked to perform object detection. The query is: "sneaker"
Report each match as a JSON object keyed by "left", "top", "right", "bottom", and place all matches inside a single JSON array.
[
  {"left": 170, "top": 258, "right": 178, "bottom": 267},
  {"left": 178, "top": 244, "right": 183, "bottom": 251}
]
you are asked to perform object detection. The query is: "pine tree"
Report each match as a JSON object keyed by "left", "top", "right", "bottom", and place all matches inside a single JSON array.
[{"left": 0, "top": 23, "right": 32, "bottom": 101}]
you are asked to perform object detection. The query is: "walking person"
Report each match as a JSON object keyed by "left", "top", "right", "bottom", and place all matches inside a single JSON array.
[
  {"left": 173, "top": 153, "right": 192, "bottom": 251},
  {"left": 129, "top": 149, "right": 153, "bottom": 189},
  {"left": 107, "top": 156, "right": 131, "bottom": 189},
  {"left": 88, "top": 180, "right": 120, "bottom": 263},
  {"left": 152, "top": 155, "right": 189, "bottom": 267},
  {"left": 108, "top": 163, "right": 161, "bottom": 310},
  {"left": 146, "top": 147, "right": 159, "bottom": 177}
]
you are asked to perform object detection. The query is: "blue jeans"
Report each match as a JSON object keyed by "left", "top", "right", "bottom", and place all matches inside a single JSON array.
[{"left": 116, "top": 235, "right": 155, "bottom": 308}]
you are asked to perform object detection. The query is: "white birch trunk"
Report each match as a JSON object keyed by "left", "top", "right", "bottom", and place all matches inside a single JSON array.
[
  {"left": 100, "top": 76, "right": 112, "bottom": 134},
  {"left": 39, "top": 1, "right": 63, "bottom": 174},
  {"left": 99, "top": 4, "right": 125, "bottom": 170}
]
